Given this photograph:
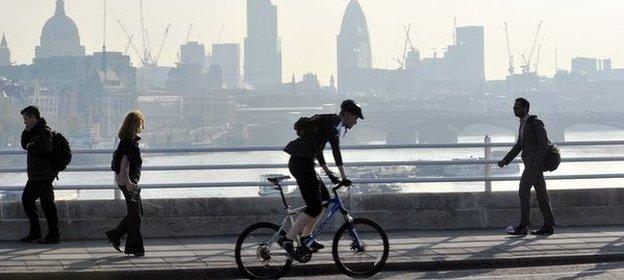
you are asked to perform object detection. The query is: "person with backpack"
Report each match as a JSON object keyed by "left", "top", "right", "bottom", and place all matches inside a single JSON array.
[
  {"left": 498, "top": 98, "right": 557, "bottom": 236},
  {"left": 278, "top": 99, "right": 364, "bottom": 259},
  {"left": 19, "top": 106, "right": 61, "bottom": 244},
  {"left": 106, "top": 110, "right": 145, "bottom": 257}
]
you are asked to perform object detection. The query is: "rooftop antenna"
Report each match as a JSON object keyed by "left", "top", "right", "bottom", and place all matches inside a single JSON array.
[
  {"left": 102, "top": 0, "right": 108, "bottom": 76},
  {"left": 453, "top": 17, "right": 457, "bottom": 44},
  {"left": 102, "top": 0, "right": 107, "bottom": 53},
  {"left": 554, "top": 46, "right": 558, "bottom": 72}
]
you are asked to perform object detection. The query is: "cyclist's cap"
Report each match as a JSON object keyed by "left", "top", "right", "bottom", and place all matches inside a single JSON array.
[{"left": 340, "top": 99, "right": 364, "bottom": 120}]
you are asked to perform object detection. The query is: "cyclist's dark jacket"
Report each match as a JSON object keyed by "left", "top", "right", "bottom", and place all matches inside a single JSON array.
[{"left": 283, "top": 114, "right": 343, "bottom": 166}]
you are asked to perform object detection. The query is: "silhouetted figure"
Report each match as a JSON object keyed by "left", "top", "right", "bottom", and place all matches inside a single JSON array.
[
  {"left": 498, "top": 98, "right": 555, "bottom": 236},
  {"left": 19, "top": 106, "right": 60, "bottom": 244},
  {"left": 106, "top": 110, "right": 145, "bottom": 257},
  {"left": 278, "top": 100, "right": 363, "bottom": 259}
]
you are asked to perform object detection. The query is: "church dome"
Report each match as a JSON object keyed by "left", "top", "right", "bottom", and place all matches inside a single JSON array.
[
  {"left": 41, "top": 15, "right": 80, "bottom": 46},
  {"left": 36, "top": 0, "right": 84, "bottom": 59}
]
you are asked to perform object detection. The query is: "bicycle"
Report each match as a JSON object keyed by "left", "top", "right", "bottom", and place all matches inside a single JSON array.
[{"left": 235, "top": 175, "right": 389, "bottom": 279}]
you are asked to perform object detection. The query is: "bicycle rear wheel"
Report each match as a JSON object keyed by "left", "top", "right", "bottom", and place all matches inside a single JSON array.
[
  {"left": 235, "top": 222, "right": 292, "bottom": 279},
  {"left": 332, "top": 218, "right": 389, "bottom": 278}
]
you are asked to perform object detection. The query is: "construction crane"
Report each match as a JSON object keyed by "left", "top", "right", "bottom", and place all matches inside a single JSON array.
[
  {"left": 185, "top": 23, "right": 194, "bottom": 43},
  {"left": 402, "top": 24, "right": 411, "bottom": 68},
  {"left": 404, "top": 25, "right": 417, "bottom": 62},
  {"left": 123, "top": 35, "right": 134, "bottom": 55},
  {"left": 136, "top": 0, "right": 171, "bottom": 67},
  {"left": 117, "top": 19, "right": 143, "bottom": 64},
  {"left": 525, "top": 20, "right": 543, "bottom": 73},
  {"left": 521, "top": 20, "right": 543, "bottom": 74},
  {"left": 394, "top": 24, "right": 417, "bottom": 69},
  {"left": 392, "top": 57, "right": 404, "bottom": 69},
  {"left": 216, "top": 24, "right": 225, "bottom": 43},
  {"left": 504, "top": 22, "right": 514, "bottom": 75},
  {"left": 138, "top": 0, "right": 152, "bottom": 66},
  {"left": 154, "top": 23, "right": 172, "bottom": 65},
  {"left": 534, "top": 41, "right": 542, "bottom": 74}
]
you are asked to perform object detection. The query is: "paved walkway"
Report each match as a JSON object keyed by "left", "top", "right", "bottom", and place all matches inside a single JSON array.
[{"left": 2, "top": 226, "right": 624, "bottom": 279}]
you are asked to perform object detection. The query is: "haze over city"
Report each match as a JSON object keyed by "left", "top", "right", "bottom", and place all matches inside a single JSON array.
[
  {"left": 4, "top": 3, "right": 624, "bottom": 279},
  {"left": 2, "top": 0, "right": 624, "bottom": 82}
]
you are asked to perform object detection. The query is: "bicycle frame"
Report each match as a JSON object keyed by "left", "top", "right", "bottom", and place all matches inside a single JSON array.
[{"left": 268, "top": 181, "right": 365, "bottom": 252}]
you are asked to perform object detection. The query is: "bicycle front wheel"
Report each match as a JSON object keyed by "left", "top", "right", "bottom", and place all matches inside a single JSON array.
[
  {"left": 332, "top": 218, "right": 389, "bottom": 278},
  {"left": 235, "top": 222, "right": 292, "bottom": 279}
]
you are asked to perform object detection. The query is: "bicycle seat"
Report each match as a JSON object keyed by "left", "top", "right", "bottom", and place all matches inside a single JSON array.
[{"left": 267, "top": 175, "right": 291, "bottom": 184}]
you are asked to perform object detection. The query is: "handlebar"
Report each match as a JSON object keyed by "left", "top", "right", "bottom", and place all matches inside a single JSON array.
[{"left": 332, "top": 180, "right": 352, "bottom": 192}]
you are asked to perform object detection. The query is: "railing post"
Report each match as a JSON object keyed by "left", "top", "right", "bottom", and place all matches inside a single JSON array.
[
  {"left": 114, "top": 188, "right": 121, "bottom": 200},
  {"left": 484, "top": 135, "right": 492, "bottom": 192},
  {"left": 113, "top": 176, "right": 121, "bottom": 200}
]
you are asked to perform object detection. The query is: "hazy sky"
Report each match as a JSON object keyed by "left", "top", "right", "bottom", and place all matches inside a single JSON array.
[{"left": 1, "top": 0, "right": 624, "bottom": 84}]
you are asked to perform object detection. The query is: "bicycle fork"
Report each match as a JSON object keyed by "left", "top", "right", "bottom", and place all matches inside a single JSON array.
[{"left": 342, "top": 211, "right": 365, "bottom": 252}]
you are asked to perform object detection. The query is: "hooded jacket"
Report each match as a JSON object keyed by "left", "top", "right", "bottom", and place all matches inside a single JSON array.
[{"left": 20, "top": 118, "right": 55, "bottom": 181}]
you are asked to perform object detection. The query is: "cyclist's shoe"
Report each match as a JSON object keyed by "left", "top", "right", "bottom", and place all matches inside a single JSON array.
[
  {"left": 277, "top": 237, "right": 296, "bottom": 259},
  {"left": 300, "top": 236, "right": 324, "bottom": 253}
]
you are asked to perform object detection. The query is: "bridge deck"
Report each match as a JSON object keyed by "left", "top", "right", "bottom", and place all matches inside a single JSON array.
[{"left": 1, "top": 226, "right": 624, "bottom": 279}]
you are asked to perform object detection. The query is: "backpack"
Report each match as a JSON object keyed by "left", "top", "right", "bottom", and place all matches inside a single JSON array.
[
  {"left": 294, "top": 115, "right": 320, "bottom": 137},
  {"left": 543, "top": 145, "right": 561, "bottom": 172},
  {"left": 528, "top": 117, "right": 561, "bottom": 172},
  {"left": 50, "top": 131, "right": 72, "bottom": 176}
]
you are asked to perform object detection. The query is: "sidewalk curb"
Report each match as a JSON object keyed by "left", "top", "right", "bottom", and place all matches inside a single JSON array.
[{"left": 2, "top": 253, "right": 624, "bottom": 279}]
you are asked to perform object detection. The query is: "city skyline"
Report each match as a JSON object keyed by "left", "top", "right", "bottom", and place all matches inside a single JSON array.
[{"left": 1, "top": 0, "right": 624, "bottom": 84}]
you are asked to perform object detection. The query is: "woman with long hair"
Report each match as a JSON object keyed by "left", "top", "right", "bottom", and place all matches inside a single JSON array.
[{"left": 106, "top": 110, "right": 146, "bottom": 257}]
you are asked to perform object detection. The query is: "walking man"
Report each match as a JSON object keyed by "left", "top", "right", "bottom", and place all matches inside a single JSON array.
[
  {"left": 498, "top": 98, "right": 556, "bottom": 236},
  {"left": 19, "top": 106, "right": 60, "bottom": 244}
]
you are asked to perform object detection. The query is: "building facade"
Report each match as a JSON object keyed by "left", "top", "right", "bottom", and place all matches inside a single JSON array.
[
  {"left": 337, "top": 0, "right": 372, "bottom": 93},
  {"left": 212, "top": 43, "right": 240, "bottom": 89},
  {"left": 244, "top": 0, "right": 282, "bottom": 89}
]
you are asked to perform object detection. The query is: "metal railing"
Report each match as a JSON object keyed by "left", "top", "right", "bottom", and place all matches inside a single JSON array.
[{"left": 2, "top": 138, "right": 624, "bottom": 196}]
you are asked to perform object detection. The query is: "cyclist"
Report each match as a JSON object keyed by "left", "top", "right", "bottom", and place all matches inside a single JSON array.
[{"left": 279, "top": 99, "right": 364, "bottom": 258}]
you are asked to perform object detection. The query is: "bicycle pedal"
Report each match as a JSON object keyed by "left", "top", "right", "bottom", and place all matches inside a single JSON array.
[{"left": 295, "top": 246, "right": 312, "bottom": 263}]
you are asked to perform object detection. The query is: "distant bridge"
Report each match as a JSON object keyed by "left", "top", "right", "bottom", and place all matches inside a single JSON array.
[{"left": 230, "top": 106, "right": 624, "bottom": 145}]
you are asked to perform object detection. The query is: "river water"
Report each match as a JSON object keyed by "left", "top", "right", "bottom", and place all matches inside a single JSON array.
[{"left": 2, "top": 128, "right": 624, "bottom": 200}]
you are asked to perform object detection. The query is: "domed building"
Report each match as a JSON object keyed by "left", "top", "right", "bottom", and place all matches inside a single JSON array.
[
  {"left": 35, "top": 0, "right": 85, "bottom": 59},
  {"left": 27, "top": 1, "right": 138, "bottom": 140}
]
